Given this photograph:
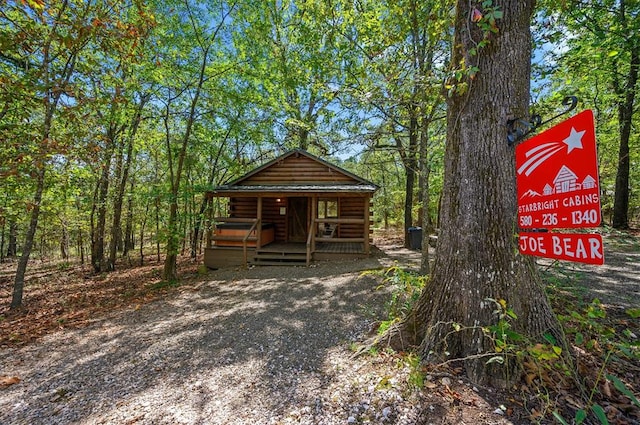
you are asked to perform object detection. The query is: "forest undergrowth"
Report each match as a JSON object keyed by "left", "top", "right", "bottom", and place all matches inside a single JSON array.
[{"left": 0, "top": 254, "right": 201, "bottom": 348}]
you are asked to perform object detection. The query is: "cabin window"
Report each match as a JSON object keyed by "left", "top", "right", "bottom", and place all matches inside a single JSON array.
[{"left": 317, "top": 198, "right": 338, "bottom": 218}]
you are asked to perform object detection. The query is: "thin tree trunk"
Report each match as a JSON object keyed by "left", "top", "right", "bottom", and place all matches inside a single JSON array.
[
  {"left": 60, "top": 220, "right": 69, "bottom": 260},
  {"left": 11, "top": 166, "right": 45, "bottom": 309},
  {"left": 612, "top": 43, "right": 638, "bottom": 229},
  {"left": 123, "top": 179, "right": 135, "bottom": 255},
  {"left": 108, "top": 94, "right": 147, "bottom": 269},
  {"left": 397, "top": 109, "right": 419, "bottom": 248},
  {"left": 419, "top": 126, "right": 431, "bottom": 275},
  {"left": 140, "top": 201, "right": 149, "bottom": 266},
  {"left": 155, "top": 194, "right": 161, "bottom": 263},
  {"left": 163, "top": 44, "right": 210, "bottom": 281},
  {"left": 106, "top": 148, "right": 125, "bottom": 267},
  {"left": 0, "top": 217, "right": 5, "bottom": 263},
  {"left": 7, "top": 220, "right": 17, "bottom": 258},
  {"left": 11, "top": 1, "right": 79, "bottom": 307},
  {"left": 191, "top": 134, "right": 229, "bottom": 258},
  {"left": 91, "top": 141, "right": 113, "bottom": 273},
  {"left": 403, "top": 161, "right": 416, "bottom": 248},
  {"left": 78, "top": 229, "right": 84, "bottom": 265}
]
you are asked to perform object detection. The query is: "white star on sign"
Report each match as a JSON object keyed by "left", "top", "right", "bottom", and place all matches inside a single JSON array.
[{"left": 563, "top": 127, "right": 585, "bottom": 153}]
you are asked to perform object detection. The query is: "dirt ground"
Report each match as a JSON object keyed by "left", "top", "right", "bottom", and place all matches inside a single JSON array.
[{"left": 0, "top": 230, "right": 639, "bottom": 424}]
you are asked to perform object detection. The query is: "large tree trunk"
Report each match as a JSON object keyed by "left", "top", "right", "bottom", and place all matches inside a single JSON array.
[{"left": 382, "top": 0, "right": 564, "bottom": 386}]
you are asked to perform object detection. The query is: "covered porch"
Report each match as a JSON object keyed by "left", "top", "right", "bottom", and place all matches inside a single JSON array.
[
  {"left": 204, "top": 193, "right": 374, "bottom": 268},
  {"left": 203, "top": 149, "right": 378, "bottom": 269}
]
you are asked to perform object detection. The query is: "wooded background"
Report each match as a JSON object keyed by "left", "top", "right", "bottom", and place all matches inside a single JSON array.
[{"left": 1, "top": 1, "right": 638, "bottom": 292}]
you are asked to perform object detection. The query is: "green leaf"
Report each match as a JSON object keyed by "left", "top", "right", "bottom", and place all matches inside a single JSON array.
[
  {"left": 492, "top": 10, "right": 504, "bottom": 20},
  {"left": 575, "top": 409, "right": 587, "bottom": 424},
  {"left": 543, "top": 333, "right": 557, "bottom": 345},
  {"left": 552, "top": 411, "right": 570, "bottom": 425},
  {"left": 606, "top": 374, "right": 640, "bottom": 408},
  {"left": 591, "top": 404, "right": 608, "bottom": 424},
  {"left": 626, "top": 308, "right": 640, "bottom": 319},
  {"left": 575, "top": 332, "right": 584, "bottom": 345},
  {"left": 607, "top": 50, "right": 619, "bottom": 57}
]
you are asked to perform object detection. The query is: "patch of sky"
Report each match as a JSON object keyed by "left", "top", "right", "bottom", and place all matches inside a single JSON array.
[{"left": 531, "top": 10, "right": 572, "bottom": 101}]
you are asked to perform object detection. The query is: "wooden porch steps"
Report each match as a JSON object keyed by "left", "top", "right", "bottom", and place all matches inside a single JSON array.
[{"left": 253, "top": 252, "right": 307, "bottom": 266}]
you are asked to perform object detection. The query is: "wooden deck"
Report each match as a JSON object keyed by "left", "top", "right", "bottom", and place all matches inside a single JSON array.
[{"left": 204, "top": 240, "right": 370, "bottom": 268}]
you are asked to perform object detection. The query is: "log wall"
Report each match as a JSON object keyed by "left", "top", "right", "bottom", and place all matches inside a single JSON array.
[
  {"left": 241, "top": 154, "right": 354, "bottom": 185},
  {"left": 229, "top": 197, "right": 287, "bottom": 242},
  {"left": 339, "top": 197, "right": 365, "bottom": 238}
]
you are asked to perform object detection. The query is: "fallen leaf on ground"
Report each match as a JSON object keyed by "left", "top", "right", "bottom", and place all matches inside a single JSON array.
[{"left": 0, "top": 376, "right": 21, "bottom": 388}]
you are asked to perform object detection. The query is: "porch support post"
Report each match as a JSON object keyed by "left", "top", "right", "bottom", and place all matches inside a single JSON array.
[
  {"left": 311, "top": 195, "right": 317, "bottom": 254},
  {"left": 364, "top": 195, "right": 370, "bottom": 255},
  {"left": 206, "top": 193, "right": 213, "bottom": 249},
  {"left": 256, "top": 196, "right": 263, "bottom": 250}
]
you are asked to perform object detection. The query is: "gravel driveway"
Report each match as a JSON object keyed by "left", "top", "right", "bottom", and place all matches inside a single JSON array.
[
  {"left": 0, "top": 256, "right": 398, "bottom": 425},
  {"left": 4, "top": 235, "right": 636, "bottom": 425}
]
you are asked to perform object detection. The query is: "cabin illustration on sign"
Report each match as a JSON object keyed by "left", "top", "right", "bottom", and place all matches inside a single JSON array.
[
  {"left": 538, "top": 165, "right": 596, "bottom": 196},
  {"left": 582, "top": 175, "right": 596, "bottom": 190},
  {"left": 554, "top": 165, "right": 578, "bottom": 193},
  {"left": 203, "top": 149, "right": 379, "bottom": 268}
]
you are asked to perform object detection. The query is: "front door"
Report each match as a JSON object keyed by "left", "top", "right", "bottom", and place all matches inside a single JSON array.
[{"left": 287, "top": 197, "right": 308, "bottom": 242}]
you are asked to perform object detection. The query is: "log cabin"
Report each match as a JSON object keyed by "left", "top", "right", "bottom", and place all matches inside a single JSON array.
[{"left": 204, "top": 149, "right": 378, "bottom": 268}]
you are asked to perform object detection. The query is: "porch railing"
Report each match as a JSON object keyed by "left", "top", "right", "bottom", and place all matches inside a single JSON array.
[{"left": 306, "top": 217, "right": 366, "bottom": 264}]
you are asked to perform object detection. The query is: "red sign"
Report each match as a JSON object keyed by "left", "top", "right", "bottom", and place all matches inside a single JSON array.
[
  {"left": 518, "top": 232, "right": 604, "bottom": 265},
  {"left": 516, "top": 110, "right": 601, "bottom": 229}
]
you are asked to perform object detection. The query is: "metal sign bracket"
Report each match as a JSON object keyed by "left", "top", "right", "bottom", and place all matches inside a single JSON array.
[{"left": 507, "top": 96, "right": 578, "bottom": 146}]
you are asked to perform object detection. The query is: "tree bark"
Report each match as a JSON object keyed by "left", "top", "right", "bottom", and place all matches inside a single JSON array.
[
  {"left": 612, "top": 38, "right": 639, "bottom": 229},
  {"left": 60, "top": 220, "right": 69, "bottom": 260},
  {"left": 419, "top": 126, "right": 431, "bottom": 275},
  {"left": 7, "top": 220, "right": 17, "bottom": 258},
  {"left": 91, "top": 134, "right": 114, "bottom": 273},
  {"left": 381, "top": 0, "right": 564, "bottom": 386},
  {"left": 123, "top": 180, "right": 135, "bottom": 255},
  {"left": 0, "top": 218, "right": 5, "bottom": 263},
  {"left": 11, "top": 166, "right": 45, "bottom": 309}
]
